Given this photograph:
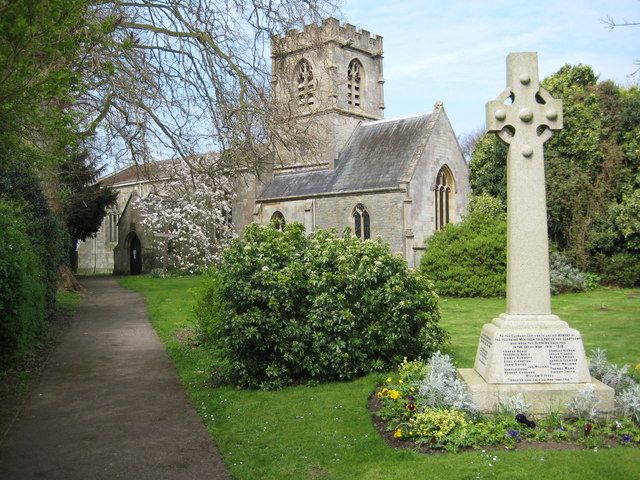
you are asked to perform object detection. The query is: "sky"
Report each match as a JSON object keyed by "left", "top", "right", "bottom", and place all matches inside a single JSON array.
[{"left": 339, "top": 0, "right": 640, "bottom": 138}]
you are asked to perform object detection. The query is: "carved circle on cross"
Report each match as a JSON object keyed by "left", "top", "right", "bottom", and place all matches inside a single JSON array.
[{"left": 485, "top": 53, "right": 563, "bottom": 150}]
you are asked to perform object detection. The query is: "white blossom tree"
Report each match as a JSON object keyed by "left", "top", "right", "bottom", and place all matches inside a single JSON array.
[{"left": 134, "top": 155, "right": 233, "bottom": 274}]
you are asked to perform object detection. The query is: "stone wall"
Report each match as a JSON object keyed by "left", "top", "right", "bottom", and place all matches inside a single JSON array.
[
  {"left": 76, "top": 224, "right": 117, "bottom": 275},
  {"left": 256, "top": 190, "right": 406, "bottom": 256},
  {"left": 407, "top": 109, "right": 470, "bottom": 266}
]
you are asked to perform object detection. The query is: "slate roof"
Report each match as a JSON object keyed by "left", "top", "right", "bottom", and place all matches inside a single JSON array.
[
  {"left": 257, "top": 112, "right": 437, "bottom": 201},
  {"left": 99, "top": 160, "right": 174, "bottom": 186}
]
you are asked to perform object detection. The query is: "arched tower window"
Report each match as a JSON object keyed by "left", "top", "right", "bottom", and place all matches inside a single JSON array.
[
  {"left": 347, "top": 59, "right": 363, "bottom": 107},
  {"left": 296, "top": 59, "right": 316, "bottom": 107},
  {"left": 353, "top": 203, "right": 370, "bottom": 240},
  {"left": 434, "top": 166, "right": 455, "bottom": 231},
  {"left": 271, "top": 211, "right": 286, "bottom": 231}
]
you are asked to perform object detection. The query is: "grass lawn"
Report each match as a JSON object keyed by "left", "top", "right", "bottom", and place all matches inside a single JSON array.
[{"left": 120, "top": 275, "right": 640, "bottom": 480}]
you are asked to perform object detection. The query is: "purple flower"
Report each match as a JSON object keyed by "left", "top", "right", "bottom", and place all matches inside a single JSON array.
[
  {"left": 515, "top": 413, "right": 528, "bottom": 424},
  {"left": 621, "top": 434, "right": 632, "bottom": 443},
  {"left": 407, "top": 395, "right": 416, "bottom": 403},
  {"left": 507, "top": 429, "right": 523, "bottom": 443}
]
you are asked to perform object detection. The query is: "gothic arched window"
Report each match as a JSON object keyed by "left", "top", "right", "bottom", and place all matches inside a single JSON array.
[
  {"left": 353, "top": 204, "right": 370, "bottom": 240},
  {"left": 434, "top": 166, "right": 455, "bottom": 230},
  {"left": 347, "top": 59, "right": 363, "bottom": 107},
  {"left": 107, "top": 208, "right": 119, "bottom": 243},
  {"left": 296, "top": 59, "right": 316, "bottom": 107},
  {"left": 271, "top": 211, "right": 286, "bottom": 231}
]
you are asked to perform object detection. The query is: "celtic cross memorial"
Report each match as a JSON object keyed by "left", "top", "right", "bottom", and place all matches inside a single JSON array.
[{"left": 459, "top": 53, "right": 613, "bottom": 413}]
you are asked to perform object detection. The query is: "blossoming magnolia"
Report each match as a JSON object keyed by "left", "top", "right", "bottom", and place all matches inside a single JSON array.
[{"left": 134, "top": 156, "right": 234, "bottom": 274}]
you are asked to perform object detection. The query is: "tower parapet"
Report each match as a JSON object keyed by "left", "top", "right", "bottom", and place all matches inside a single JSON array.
[{"left": 272, "top": 17, "right": 383, "bottom": 58}]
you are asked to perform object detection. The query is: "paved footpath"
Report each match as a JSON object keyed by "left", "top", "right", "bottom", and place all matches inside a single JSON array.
[{"left": 0, "top": 276, "right": 230, "bottom": 480}]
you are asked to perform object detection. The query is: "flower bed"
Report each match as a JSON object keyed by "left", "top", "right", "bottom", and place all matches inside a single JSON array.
[{"left": 371, "top": 354, "right": 640, "bottom": 453}]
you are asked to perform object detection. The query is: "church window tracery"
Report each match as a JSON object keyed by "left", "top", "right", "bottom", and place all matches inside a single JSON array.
[
  {"left": 434, "top": 166, "right": 455, "bottom": 230},
  {"left": 353, "top": 203, "right": 370, "bottom": 240},
  {"left": 296, "top": 59, "right": 316, "bottom": 107},
  {"left": 347, "top": 59, "right": 363, "bottom": 107},
  {"left": 271, "top": 211, "right": 286, "bottom": 231}
]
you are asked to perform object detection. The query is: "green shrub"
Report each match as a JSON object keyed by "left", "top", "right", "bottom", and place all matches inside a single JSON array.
[
  {"left": 193, "top": 267, "right": 227, "bottom": 343},
  {"left": 590, "top": 252, "right": 640, "bottom": 287},
  {"left": 0, "top": 201, "right": 47, "bottom": 368},
  {"left": 0, "top": 160, "right": 67, "bottom": 314},
  {"left": 196, "top": 223, "right": 446, "bottom": 389},
  {"left": 420, "top": 195, "right": 507, "bottom": 297},
  {"left": 421, "top": 195, "right": 590, "bottom": 297}
]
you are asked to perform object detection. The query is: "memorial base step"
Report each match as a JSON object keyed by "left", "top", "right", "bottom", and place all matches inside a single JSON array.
[{"left": 458, "top": 368, "right": 615, "bottom": 415}]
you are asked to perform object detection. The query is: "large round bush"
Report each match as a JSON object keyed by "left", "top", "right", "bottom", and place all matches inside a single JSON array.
[
  {"left": 420, "top": 195, "right": 507, "bottom": 297},
  {"left": 0, "top": 201, "right": 47, "bottom": 368},
  {"left": 195, "top": 223, "right": 446, "bottom": 389},
  {"left": 421, "top": 195, "right": 593, "bottom": 297}
]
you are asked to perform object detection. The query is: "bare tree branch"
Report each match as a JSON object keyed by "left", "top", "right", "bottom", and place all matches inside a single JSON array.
[
  {"left": 602, "top": 14, "right": 640, "bottom": 31},
  {"left": 602, "top": 13, "right": 640, "bottom": 76},
  {"left": 73, "top": 0, "right": 339, "bottom": 178}
]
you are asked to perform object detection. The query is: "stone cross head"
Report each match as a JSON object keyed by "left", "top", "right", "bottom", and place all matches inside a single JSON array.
[{"left": 486, "top": 53, "right": 562, "bottom": 155}]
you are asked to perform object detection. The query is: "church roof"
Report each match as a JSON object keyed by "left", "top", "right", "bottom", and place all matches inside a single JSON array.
[
  {"left": 99, "top": 160, "right": 174, "bottom": 186},
  {"left": 257, "top": 112, "right": 437, "bottom": 201}
]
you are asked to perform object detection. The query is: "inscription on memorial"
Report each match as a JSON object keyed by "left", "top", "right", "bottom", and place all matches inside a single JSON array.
[
  {"left": 496, "top": 332, "right": 582, "bottom": 383},
  {"left": 477, "top": 333, "right": 492, "bottom": 368}
]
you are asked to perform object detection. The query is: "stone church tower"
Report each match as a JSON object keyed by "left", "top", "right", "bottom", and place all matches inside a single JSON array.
[{"left": 271, "top": 18, "right": 385, "bottom": 169}]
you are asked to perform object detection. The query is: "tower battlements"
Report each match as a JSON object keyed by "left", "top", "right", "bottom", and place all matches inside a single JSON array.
[{"left": 272, "top": 17, "right": 383, "bottom": 57}]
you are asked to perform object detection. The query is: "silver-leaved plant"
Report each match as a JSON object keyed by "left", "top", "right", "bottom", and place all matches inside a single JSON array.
[{"left": 416, "top": 351, "right": 473, "bottom": 412}]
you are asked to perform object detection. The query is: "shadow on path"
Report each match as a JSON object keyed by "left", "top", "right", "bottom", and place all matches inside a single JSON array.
[{"left": 0, "top": 276, "right": 229, "bottom": 480}]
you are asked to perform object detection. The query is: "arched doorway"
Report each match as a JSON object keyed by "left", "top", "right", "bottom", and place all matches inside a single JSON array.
[{"left": 129, "top": 234, "right": 142, "bottom": 275}]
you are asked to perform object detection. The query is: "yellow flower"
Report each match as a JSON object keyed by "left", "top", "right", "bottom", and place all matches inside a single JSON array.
[
  {"left": 393, "top": 428, "right": 403, "bottom": 438},
  {"left": 410, "top": 387, "right": 416, "bottom": 392},
  {"left": 376, "top": 391, "right": 383, "bottom": 399},
  {"left": 398, "top": 379, "right": 404, "bottom": 385},
  {"left": 635, "top": 363, "right": 640, "bottom": 371},
  {"left": 388, "top": 389, "right": 401, "bottom": 400},
  {"left": 386, "top": 377, "right": 392, "bottom": 383}
]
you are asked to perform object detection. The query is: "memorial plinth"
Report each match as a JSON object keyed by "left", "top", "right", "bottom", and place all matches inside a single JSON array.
[
  {"left": 474, "top": 316, "right": 589, "bottom": 384},
  {"left": 461, "top": 53, "right": 614, "bottom": 414}
]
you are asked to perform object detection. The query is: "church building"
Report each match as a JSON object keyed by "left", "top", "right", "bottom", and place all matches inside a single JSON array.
[{"left": 77, "top": 17, "right": 470, "bottom": 274}]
